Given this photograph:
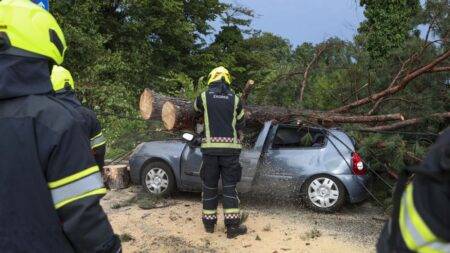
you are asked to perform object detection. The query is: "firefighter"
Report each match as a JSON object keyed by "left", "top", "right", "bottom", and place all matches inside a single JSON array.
[
  {"left": 377, "top": 128, "right": 450, "bottom": 252},
  {"left": 193, "top": 66, "right": 247, "bottom": 238},
  {"left": 0, "top": 1, "right": 120, "bottom": 252},
  {"left": 51, "top": 66, "right": 106, "bottom": 170}
]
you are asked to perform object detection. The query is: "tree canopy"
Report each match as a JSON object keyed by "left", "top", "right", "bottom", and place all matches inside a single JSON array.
[{"left": 49, "top": 0, "right": 449, "bottom": 176}]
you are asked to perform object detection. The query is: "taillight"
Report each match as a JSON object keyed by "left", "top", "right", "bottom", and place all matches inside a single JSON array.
[{"left": 352, "top": 152, "right": 366, "bottom": 175}]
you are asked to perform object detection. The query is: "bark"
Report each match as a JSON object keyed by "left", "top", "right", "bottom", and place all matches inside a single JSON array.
[
  {"left": 331, "top": 50, "right": 450, "bottom": 113},
  {"left": 102, "top": 165, "right": 130, "bottom": 190},
  {"left": 162, "top": 100, "right": 196, "bottom": 130},
  {"left": 155, "top": 92, "right": 405, "bottom": 131},
  {"left": 139, "top": 88, "right": 186, "bottom": 120},
  {"left": 429, "top": 66, "right": 450, "bottom": 72},
  {"left": 363, "top": 112, "right": 450, "bottom": 131}
]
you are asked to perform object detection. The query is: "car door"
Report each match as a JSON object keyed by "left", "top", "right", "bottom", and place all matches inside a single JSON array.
[
  {"left": 256, "top": 125, "right": 325, "bottom": 194},
  {"left": 179, "top": 122, "right": 272, "bottom": 193},
  {"left": 180, "top": 144, "right": 203, "bottom": 191}
]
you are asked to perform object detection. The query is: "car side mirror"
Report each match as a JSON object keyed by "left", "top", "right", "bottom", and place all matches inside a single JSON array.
[{"left": 182, "top": 133, "right": 194, "bottom": 142}]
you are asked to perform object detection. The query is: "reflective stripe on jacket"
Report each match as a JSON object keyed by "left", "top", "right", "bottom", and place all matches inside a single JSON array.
[
  {"left": 194, "top": 82, "right": 245, "bottom": 154},
  {"left": 399, "top": 183, "right": 450, "bottom": 253}
]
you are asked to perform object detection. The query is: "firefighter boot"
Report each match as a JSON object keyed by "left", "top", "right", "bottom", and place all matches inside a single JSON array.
[
  {"left": 226, "top": 224, "right": 247, "bottom": 239},
  {"left": 204, "top": 224, "right": 215, "bottom": 233}
]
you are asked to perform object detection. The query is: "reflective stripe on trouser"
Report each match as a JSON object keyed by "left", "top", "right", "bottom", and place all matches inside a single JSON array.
[
  {"left": 399, "top": 184, "right": 450, "bottom": 252},
  {"left": 223, "top": 184, "right": 240, "bottom": 226},
  {"left": 91, "top": 131, "right": 106, "bottom": 149},
  {"left": 48, "top": 166, "right": 106, "bottom": 209},
  {"left": 202, "top": 183, "right": 218, "bottom": 226}
]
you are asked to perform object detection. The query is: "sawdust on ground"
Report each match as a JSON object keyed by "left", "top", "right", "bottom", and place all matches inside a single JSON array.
[{"left": 101, "top": 187, "right": 386, "bottom": 253}]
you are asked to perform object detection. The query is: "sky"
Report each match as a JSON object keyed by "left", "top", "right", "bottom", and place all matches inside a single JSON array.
[{"left": 218, "top": 0, "right": 366, "bottom": 46}]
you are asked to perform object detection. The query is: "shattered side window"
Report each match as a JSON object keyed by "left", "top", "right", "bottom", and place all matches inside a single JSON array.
[{"left": 272, "top": 126, "right": 326, "bottom": 149}]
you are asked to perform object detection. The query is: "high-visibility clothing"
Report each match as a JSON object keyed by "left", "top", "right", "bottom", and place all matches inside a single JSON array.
[
  {"left": 399, "top": 183, "right": 450, "bottom": 252},
  {"left": 52, "top": 91, "right": 107, "bottom": 170},
  {"left": 0, "top": 54, "right": 119, "bottom": 252},
  {"left": 194, "top": 82, "right": 245, "bottom": 155},
  {"left": 50, "top": 66, "right": 106, "bottom": 169},
  {"left": 201, "top": 155, "right": 242, "bottom": 227},
  {"left": 77, "top": 106, "right": 106, "bottom": 169},
  {"left": 0, "top": 0, "right": 66, "bottom": 64},
  {"left": 51, "top": 65, "right": 75, "bottom": 92},
  {"left": 377, "top": 128, "right": 450, "bottom": 253},
  {"left": 207, "top": 66, "right": 231, "bottom": 85}
]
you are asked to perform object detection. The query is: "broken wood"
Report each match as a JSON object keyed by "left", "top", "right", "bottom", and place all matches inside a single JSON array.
[
  {"left": 103, "top": 164, "right": 130, "bottom": 190},
  {"left": 156, "top": 91, "right": 405, "bottom": 131},
  {"left": 241, "top": 79, "right": 255, "bottom": 104}
]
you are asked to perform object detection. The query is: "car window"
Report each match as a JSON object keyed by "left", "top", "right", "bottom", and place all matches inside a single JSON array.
[{"left": 271, "top": 126, "right": 327, "bottom": 149}]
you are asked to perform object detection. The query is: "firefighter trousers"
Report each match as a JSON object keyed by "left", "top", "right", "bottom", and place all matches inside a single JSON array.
[{"left": 200, "top": 154, "right": 242, "bottom": 227}]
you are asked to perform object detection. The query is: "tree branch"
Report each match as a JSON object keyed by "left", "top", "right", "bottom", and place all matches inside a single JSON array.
[
  {"left": 241, "top": 79, "right": 255, "bottom": 104},
  {"left": 362, "top": 112, "right": 450, "bottom": 131},
  {"left": 330, "top": 50, "right": 450, "bottom": 113},
  {"left": 428, "top": 66, "right": 450, "bottom": 73},
  {"left": 367, "top": 58, "right": 412, "bottom": 115},
  {"left": 298, "top": 44, "right": 329, "bottom": 102}
]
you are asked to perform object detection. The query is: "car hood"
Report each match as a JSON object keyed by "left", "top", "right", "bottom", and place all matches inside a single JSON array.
[{"left": 131, "top": 140, "right": 187, "bottom": 158}]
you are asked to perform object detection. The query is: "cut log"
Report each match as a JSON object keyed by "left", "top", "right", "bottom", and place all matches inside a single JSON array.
[
  {"left": 139, "top": 88, "right": 184, "bottom": 120},
  {"left": 102, "top": 164, "right": 130, "bottom": 190},
  {"left": 156, "top": 92, "right": 405, "bottom": 131},
  {"left": 162, "top": 101, "right": 196, "bottom": 130}
]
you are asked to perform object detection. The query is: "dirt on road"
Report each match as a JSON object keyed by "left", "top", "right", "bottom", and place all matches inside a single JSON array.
[{"left": 101, "top": 187, "right": 387, "bottom": 253}]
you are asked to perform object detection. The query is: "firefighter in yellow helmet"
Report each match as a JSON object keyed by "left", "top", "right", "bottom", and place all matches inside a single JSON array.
[
  {"left": 377, "top": 128, "right": 450, "bottom": 252},
  {"left": 0, "top": 1, "right": 120, "bottom": 252},
  {"left": 193, "top": 66, "right": 247, "bottom": 238},
  {"left": 51, "top": 66, "right": 107, "bottom": 170}
]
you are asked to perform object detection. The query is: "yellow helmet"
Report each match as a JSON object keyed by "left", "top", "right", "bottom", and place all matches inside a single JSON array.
[
  {"left": 51, "top": 65, "right": 74, "bottom": 92},
  {"left": 0, "top": 0, "right": 67, "bottom": 64},
  {"left": 207, "top": 66, "right": 231, "bottom": 85}
]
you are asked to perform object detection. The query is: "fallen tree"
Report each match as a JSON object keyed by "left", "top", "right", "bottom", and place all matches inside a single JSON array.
[
  {"left": 139, "top": 88, "right": 181, "bottom": 120},
  {"left": 140, "top": 90, "right": 406, "bottom": 131},
  {"left": 362, "top": 112, "right": 450, "bottom": 131}
]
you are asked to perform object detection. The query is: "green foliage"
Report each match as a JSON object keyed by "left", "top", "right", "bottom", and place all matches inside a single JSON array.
[
  {"left": 358, "top": 0, "right": 421, "bottom": 61},
  {"left": 49, "top": 0, "right": 447, "bottom": 180}
]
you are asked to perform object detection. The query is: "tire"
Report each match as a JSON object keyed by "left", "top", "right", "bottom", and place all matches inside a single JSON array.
[
  {"left": 302, "top": 175, "right": 346, "bottom": 212},
  {"left": 141, "top": 161, "right": 175, "bottom": 197}
]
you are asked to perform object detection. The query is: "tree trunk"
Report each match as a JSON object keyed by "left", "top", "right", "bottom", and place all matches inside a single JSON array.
[
  {"left": 162, "top": 101, "right": 196, "bottom": 130},
  {"left": 139, "top": 88, "right": 185, "bottom": 120},
  {"left": 102, "top": 165, "right": 130, "bottom": 190},
  {"left": 156, "top": 92, "right": 405, "bottom": 131}
]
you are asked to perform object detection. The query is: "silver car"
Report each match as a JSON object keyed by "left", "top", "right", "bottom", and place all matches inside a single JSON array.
[{"left": 129, "top": 121, "right": 371, "bottom": 212}]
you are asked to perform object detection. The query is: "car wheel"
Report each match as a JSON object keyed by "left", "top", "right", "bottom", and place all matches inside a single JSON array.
[
  {"left": 141, "top": 162, "right": 175, "bottom": 197},
  {"left": 302, "top": 175, "right": 346, "bottom": 212}
]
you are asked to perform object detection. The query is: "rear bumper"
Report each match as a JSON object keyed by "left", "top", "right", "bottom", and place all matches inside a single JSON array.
[
  {"left": 336, "top": 174, "right": 372, "bottom": 203},
  {"left": 128, "top": 155, "right": 147, "bottom": 184}
]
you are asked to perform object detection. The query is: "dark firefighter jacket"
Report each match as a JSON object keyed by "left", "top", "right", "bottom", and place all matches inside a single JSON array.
[
  {"left": 194, "top": 82, "right": 245, "bottom": 155},
  {"left": 53, "top": 91, "right": 106, "bottom": 169},
  {"left": 377, "top": 127, "right": 450, "bottom": 253},
  {"left": 0, "top": 55, "right": 120, "bottom": 253}
]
